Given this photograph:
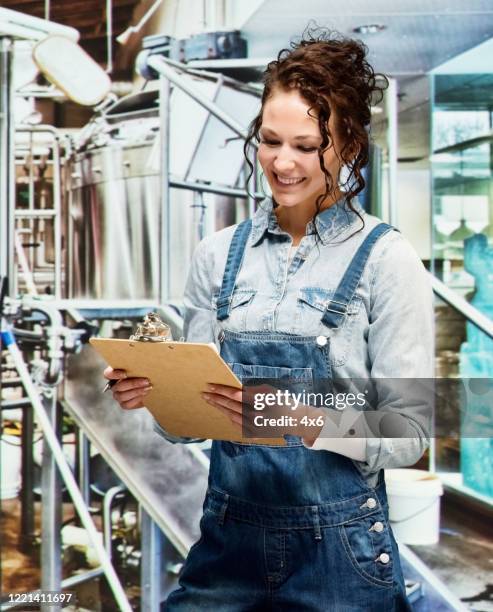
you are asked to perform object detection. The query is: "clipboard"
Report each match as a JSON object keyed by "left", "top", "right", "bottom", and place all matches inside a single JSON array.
[{"left": 90, "top": 337, "right": 286, "bottom": 446}]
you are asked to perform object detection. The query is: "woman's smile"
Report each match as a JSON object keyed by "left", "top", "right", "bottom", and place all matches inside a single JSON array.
[{"left": 274, "top": 173, "right": 307, "bottom": 186}]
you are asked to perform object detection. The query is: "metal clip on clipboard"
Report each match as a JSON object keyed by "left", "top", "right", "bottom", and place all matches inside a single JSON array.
[
  {"left": 102, "top": 312, "right": 172, "bottom": 392},
  {"left": 130, "top": 312, "right": 173, "bottom": 342}
]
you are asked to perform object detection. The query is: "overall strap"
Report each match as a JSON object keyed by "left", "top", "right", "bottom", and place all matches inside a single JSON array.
[
  {"left": 216, "top": 220, "right": 253, "bottom": 321},
  {"left": 321, "top": 222, "right": 396, "bottom": 329}
]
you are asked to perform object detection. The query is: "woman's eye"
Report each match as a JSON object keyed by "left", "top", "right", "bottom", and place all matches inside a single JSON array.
[{"left": 259, "top": 139, "right": 317, "bottom": 152}]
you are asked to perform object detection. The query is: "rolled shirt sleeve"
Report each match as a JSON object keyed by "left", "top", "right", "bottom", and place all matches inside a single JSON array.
[
  {"left": 359, "top": 232, "right": 434, "bottom": 475},
  {"left": 303, "top": 232, "right": 434, "bottom": 474}
]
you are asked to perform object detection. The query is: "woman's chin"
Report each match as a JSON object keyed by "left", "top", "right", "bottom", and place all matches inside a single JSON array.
[{"left": 271, "top": 192, "right": 305, "bottom": 208}]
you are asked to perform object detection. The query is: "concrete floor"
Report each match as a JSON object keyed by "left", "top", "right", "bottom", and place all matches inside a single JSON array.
[{"left": 408, "top": 495, "right": 493, "bottom": 612}]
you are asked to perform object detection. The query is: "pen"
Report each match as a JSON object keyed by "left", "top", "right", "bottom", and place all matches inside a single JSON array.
[{"left": 103, "top": 379, "right": 118, "bottom": 393}]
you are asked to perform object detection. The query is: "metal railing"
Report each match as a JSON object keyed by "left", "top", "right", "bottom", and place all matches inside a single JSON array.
[{"left": 430, "top": 273, "right": 493, "bottom": 340}]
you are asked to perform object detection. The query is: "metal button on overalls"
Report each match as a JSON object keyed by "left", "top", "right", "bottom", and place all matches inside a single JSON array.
[
  {"left": 366, "top": 497, "right": 377, "bottom": 509},
  {"left": 379, "top": 553, "right": 391, "bottom": 564}
]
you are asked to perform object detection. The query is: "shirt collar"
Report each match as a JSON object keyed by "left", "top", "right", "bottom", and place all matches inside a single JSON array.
[{"left": 250, "top": 196, "right": 365, "bottom": 246}]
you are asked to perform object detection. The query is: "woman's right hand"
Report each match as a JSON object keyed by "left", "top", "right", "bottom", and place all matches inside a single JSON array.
[{"left": 103, "top": 367, "right": 153, "bottom": 410}]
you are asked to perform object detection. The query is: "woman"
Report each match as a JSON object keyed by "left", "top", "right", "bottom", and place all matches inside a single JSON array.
[{"left": 105, "top": 29, "right": 433, "bottom": 611}]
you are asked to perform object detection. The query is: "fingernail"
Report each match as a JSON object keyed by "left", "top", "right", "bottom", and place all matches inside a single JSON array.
[
  {"left": 202, "top": 392, "right": 210, "bottom": 400},
  {"left": 206, "top": 384, "right": 216, "bottom": 392}
]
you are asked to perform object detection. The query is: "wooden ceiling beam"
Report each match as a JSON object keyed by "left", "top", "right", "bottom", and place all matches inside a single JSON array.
[
  {"left": 2, "top": 0, "right": 138, "bottom": 7},
  {"left": 2, "top": 0, "right": 138, "bottom": 20},
  {"left": 80, "top": 24, "right": 131, "bottom": 40}
]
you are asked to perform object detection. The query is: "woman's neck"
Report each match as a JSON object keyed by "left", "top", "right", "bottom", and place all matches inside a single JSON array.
[{"left": 274, "top": 192, "right": 343, "bottom": 245}]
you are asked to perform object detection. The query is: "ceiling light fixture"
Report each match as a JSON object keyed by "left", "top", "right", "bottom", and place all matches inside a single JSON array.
[{"left": 353, "top": 24, "right": 386, "bottom": 35}]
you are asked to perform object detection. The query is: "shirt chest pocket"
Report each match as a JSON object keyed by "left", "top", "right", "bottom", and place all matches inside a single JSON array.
[
  {"left": 211, "top": 288, "right": 256, "bottom": 331},
  {"left": 296, "top": 287, "right": 363, "bottom": 367}
]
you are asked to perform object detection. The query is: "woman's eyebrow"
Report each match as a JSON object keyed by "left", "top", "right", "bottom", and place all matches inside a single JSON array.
[{"left": 260, "top": 128, "right": 320, "bottom": 141}]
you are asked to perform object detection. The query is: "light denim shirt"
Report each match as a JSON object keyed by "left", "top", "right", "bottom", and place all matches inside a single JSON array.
[{"left": 154, "top": 197, "right": 434, "bottom": 484}]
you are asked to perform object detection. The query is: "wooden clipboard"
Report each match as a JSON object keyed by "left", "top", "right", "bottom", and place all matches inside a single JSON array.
[{"left": 90, "top": 338, "right": 285, "bottom": 445}]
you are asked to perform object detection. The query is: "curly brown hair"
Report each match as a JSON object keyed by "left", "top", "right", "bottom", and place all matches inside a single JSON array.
[{"left": 244, "top": 27, "right": 388, "bottom": 229}]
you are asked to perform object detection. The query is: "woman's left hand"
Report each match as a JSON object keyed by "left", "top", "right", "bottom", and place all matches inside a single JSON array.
[{"left": 201, "top": 383, "right": 326, "bottom": 444}]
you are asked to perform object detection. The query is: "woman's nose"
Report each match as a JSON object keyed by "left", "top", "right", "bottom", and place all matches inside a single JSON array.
[{"left": 273, "top": 147, "right": 296, "bottom": 173}]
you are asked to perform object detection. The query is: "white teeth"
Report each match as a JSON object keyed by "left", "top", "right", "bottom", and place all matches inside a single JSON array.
[{"left": 276, "top": 175, "right": 304, "bottom": 185}]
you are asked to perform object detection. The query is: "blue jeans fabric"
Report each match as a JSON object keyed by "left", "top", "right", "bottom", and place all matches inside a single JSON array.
[
  {"left": 166, "top": 221, "right": 412, "bottom": 611},
  {"left": 166, "top": 482, "right": 410, "bottom": 611}
]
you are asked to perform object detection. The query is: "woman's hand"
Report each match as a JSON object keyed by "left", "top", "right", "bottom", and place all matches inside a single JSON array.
[
  {"left": 103, "top": 367, "right": 153, "bottom": 410},
  {"left": 201, "top": 383, "right": 326, "bottom": 443}
]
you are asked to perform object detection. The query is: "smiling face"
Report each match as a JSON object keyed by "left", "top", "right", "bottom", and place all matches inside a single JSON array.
[{"left": 257, "top": 87, "right": 344, "bottom": 212}]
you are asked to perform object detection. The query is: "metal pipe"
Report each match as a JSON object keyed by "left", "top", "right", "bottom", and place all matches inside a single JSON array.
[
  {"left": 430, "top": 273, "right": 493, "bottom": 339},
  {"left": 141, "top": 507, "right": 163, "bottom": 611},
  {"left": 50, "top": 131, "right": 62, "bottom": 298},
  {"left": 25, "top": 302, "right": 63, "bottom": 385},
  {"left": 12, "top": 328, "right": 43, "bottom": 339},
  {"left": 14, "top": 232, "right": 38, "bottom": 295},
  {"left": 0, "top": 37, "right": 15, "bottom": 297},
  {"left": 158, "top": 55, "right": 261, "bottom": 96},
  {"left": 0, "top": 376, "right": 21, "bottom": 387},
  {"left": 15, "top": 210, "right": 56, "bottom": 218},
  {"left": 103, "top": 485, "right": 126, "bottom": 560},
  {"left": 3, "top": 398, "right": 32, "bottom": 409},
  {"left": 147, "top": 55, "right": 254, "bottom": 143},
  {"left": 41, "top": 390, "right": 62, "bottom": 608},
  {"left": 106, "top": 0, "right": 113, "bottom": 74},
  {"left": 76, "top": 428, "right": 91, "bottom": 508},
  {"left": 28, "top": 131, "right": 36, "bottom": 274},
  {"left": 20, "top": 402, "right": 35, "bottom": 551},
  {"left": 49, "top": 298, "right": 161, "bottom": 310},
  {"left": 386, "top": 77, "right": 398, "bottom": 227},
  {"left": 67, "top": 182, "right": 74, "bottom": 298},
  {"left": 1, "top": 328, "right": 132, "bottom": 612},
  {"left": 0, "top": 7, "right": 79, "bottom": 42},
  {"left": 62, "top": 567, "right": 104, "bottom": 589},
  {"left": 159, "top": 75, "right": 171, "bottom": 304},
  {"left": 170, "top": 178, "right": 264, "bottom": 200}
]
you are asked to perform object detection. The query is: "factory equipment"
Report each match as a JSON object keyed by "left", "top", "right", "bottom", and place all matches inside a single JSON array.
[
  {"left": 1, "top": 10, "right": 474, "bottom": 610},
  {"left": 1, "top": 16, "right": 262, "bottom": 608},
  {"left": 65, "top": 67, "right": 260, "bottom": 301}
]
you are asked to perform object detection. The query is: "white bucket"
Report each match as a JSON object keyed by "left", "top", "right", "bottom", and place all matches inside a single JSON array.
[
  {"left": 1, "top": 435, "right": 22, "bottom": 499},
  {"left": 384, "top": 469, "right": 443, "bottom": 545}
]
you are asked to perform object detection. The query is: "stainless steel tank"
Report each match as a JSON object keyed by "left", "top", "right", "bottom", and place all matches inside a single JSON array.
[{"left": 66, "top": 76, "right": 260, "bottom": 301}]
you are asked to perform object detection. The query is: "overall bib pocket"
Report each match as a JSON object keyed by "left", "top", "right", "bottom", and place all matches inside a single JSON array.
[
  {"left": 296, "top": 286, "right": 363, "bottom": 366},
  {"left": 212, "top": 288, "right": 256, "bottom": 331},
  {"left": 227, "top": 362, "right": 314, "bottom": 397}
]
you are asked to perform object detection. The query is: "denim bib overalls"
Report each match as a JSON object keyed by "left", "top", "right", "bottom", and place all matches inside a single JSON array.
[{"left": 167, "top": 221, "right": 412, "bottom": 611}]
